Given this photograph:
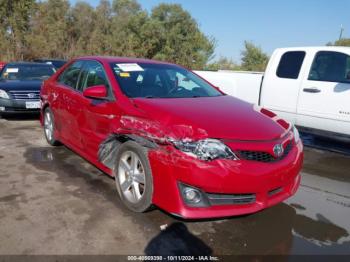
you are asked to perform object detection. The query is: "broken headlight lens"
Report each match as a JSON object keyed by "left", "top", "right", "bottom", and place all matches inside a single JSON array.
[{"left": 172, "top": 138, "right": 239, "bottom": 161}]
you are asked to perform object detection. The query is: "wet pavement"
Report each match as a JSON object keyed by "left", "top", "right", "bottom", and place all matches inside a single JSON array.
[{"left": 0, "top": 116, "right": 350, "bottom": 256}]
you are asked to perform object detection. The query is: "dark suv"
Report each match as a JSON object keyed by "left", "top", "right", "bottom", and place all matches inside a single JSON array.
[{"left": 0, "top": 62, "right": 56, "bottom": 115}]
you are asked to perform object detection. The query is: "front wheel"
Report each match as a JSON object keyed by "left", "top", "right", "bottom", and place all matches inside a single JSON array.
[
  {"left": 43, "top": 107, "right": 60, "bottom": 146},
  {"left": 114, "top": 141, "right": 153, "bottom": 212}
]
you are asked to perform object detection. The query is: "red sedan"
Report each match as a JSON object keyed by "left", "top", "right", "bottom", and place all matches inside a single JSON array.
[
  {"left": 0, "top": 61, "right": 6, "bottom": 71},
  {"left": 40, "top": 57, "right": 303, "bottom": 219}
]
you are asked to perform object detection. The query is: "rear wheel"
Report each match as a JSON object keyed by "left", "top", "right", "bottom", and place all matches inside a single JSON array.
[
  {"left": 114, "top": 141, "right": 153, "bottom": 212},
  {"left": 44, "top": 107, "right": 60, "bottom": 146}
]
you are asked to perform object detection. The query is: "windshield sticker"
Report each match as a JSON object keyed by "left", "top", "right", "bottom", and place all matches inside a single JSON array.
[
  {"left": 6, "top": 68, "right": 19, "bottom": 73},
  {"left": 119, "top": 72, "right": 130, "bottom": 78},
  {"left": 116, "top": 63, "right": 144, "bottom": 72}
]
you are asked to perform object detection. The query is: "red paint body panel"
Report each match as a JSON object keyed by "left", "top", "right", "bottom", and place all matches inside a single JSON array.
[
  {"left": 150, "top": 141, "right": 303, "bottom": 219},
  {"left": 0, "top": 62, "right": 6, "bottom": 70},
  {"left": 132, "top": 96, "right": 286, "bottom": 140},
  {"left": 40, "top": 56, "right": 303, "bottom": 219}
]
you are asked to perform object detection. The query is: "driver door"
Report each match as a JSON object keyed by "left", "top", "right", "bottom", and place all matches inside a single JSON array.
[{"left": 75, "top": 60, "right": 119, "bottom": 161}]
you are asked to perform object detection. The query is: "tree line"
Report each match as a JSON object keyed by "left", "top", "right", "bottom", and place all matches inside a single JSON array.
[
  {"left": 0, "top": 0, "right": 271, "bottom": 71},
  {"left": 0, "top": 0, "right": 215, "bottom": 69},
  {"left": 1, "top": 0, "right": 348, "bottom": 71}
]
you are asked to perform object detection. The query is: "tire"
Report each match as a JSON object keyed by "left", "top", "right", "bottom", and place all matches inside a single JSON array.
[
  {"left": 43, "top": 107, "right": 60, "bottom": 146},
  {"left": 114, "top": 141, "right": 153, "bottom": 212}
]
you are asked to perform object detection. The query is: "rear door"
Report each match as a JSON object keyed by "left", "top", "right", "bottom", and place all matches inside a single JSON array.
[
  {"left": 297, "top": 50, "right": 350, "bottom": 136},
  {"left": 260, "top": 50, "right": 306, "bottom": 124},
  {"left": 75, "top": 60, "right": 118, "bottom": 161}
]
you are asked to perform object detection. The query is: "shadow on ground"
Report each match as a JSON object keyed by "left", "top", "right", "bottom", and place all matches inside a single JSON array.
[
  {"left": 144, "top": 222, "right": 212, "bottom": 255},
  {"left": 0, "top": 113, "right": 40, "bottom": 121}
]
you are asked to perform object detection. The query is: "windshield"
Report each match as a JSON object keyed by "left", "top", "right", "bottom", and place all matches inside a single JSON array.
[
  {"left": 110, "top": 62, "right": 222, "bottom": 98},
  {"left": 34, "top": 60, "right": 67, "bottom": 69},
  {"left": 0, "top": 65, "right": 55, "bottom": 81}
]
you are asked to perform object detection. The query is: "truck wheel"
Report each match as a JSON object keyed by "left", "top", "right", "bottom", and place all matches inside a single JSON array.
[
  {"left": 44, "top": 107, "right": 60, "bottom": 146},
  {"left": 114, "top": 141, "right": 153, "bottom": 212}
]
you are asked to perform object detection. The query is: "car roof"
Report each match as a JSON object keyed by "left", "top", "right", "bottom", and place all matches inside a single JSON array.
[
  {"left": 6, "top": 62, "right": 55, "bottom": 67},
  {"left": 77, "top": 56, "right": 175, "bottom": 66},
  {"left": 34, "top": 59, "right": 66, "bottom": 62}
]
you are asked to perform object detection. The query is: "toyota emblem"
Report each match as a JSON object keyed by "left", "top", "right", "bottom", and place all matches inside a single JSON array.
[{"left": 273, "top": 144, "right": 284, "bottom": 158}]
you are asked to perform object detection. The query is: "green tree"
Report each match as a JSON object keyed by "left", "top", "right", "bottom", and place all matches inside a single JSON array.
[
  {"left": 328, "top": 38, "right": 350, "bottom": 47},
  {"left": 241, "top": 41, "right": 269, "bottom": 72},
  {"left": 0, "top": 26, "right": 12, "bottom": 61},
  {"left": 149, "top": 4, "right": 215, "bottom": 69},
  {"left": 0, "top": 0, "right": 36, "bottom": 60},
  {"left": 0, "top": 0, "right": 216, "bottom": 66},
  {"left": 205, "top": 57, "right": 240, "bottom": 71},
  {"left": 26, "top": 0, "right": 70, "bottom": 59},
  {"left": 113, "top": 0, "right": 141, "bottom": 16},
  {"left": 68, "top": 2, "right": 96, "bottom": 57},
  {"left": 109, "top": 0, "right": 149, "bottom": 57},
  {"left": 87, "top": 0, "right": 113, "bottom": 55}
]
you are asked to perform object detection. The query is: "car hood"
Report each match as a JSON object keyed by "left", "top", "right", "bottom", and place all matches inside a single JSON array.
[
  {"left": 131, "top": 95, "right": 287, "bottom": 141},
  {"left": 0, "top": 80, "right": 42, "bottom": 91}
]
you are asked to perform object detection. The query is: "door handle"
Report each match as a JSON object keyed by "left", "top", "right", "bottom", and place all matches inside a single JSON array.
[{"left": 303, "top": 87, "right": 321, "bottom": 93}]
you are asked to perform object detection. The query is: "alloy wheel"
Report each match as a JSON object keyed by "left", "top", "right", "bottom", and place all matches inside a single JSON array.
[
  {"left": 44, "top": 111, "right": 53, "bottom": 142},
  {"left": 117, "top": 151, "right": 146, "bottom": 203}
]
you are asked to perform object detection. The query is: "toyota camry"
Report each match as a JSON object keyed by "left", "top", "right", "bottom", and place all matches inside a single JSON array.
[{"left": 40, "top": 57, "right": 303, "bottom": 219}]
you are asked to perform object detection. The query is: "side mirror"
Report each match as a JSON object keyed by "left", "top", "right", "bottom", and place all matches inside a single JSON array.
[{"left": 83, "top": 85, "right": 107, "bottom": 99}]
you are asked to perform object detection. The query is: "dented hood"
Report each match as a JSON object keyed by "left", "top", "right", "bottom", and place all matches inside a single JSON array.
[{"left": 132, "top": 95, "right": 286, "bottom": 141}]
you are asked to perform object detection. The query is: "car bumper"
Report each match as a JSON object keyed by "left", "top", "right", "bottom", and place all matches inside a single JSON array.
[
  {"left": 0, "top": 98, "right": 40, "bottom": 114},
  {"left": 149, "top": 140, "right": 303, "bottom": 219}
]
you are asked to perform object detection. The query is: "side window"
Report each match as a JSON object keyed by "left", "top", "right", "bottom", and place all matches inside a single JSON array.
[
  {"left": 58, "top": 61, "right": 84, "bottom": 88},
  {"left": 308, "top": 51, "right": 350, "bottom": 83},
  {"left": 78, "top": 61, "right": 109, "bottom": 91},
  {"left": 276, "top": 51, "right": 306, "bottom": 79}
]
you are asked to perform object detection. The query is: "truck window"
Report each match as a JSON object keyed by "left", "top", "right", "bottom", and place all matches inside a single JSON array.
[
  {"left": 276, "top": 51, "right": 306, "bottom": 79},
  {"left": 308, "top": 51, "right": 350, "bottom": 83}
]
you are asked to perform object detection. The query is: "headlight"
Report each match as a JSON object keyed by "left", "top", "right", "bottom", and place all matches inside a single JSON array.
[
  {"left": 292, "top": 125, "right": 300, "bottom": 143},
  {"left": 172, "top": 138, "right": 239, "bottom": 161},
  {"left": 0, "top": 89, "right": 9, "bottom": 99}
]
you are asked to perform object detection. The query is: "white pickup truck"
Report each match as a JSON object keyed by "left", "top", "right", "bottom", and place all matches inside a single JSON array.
[{"left": 195, "top": 46, "right": 350, "bottom": 140}]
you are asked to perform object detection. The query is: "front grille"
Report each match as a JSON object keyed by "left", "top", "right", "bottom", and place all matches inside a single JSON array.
[
  {"left": 206, "top": 193, "right": 256, "bottom": 205},
  {"left": 8, "top": 90, "right": 40, "bottom": 101},
  {"left": 237, "top": 141, "right": 293, "bottom": 163}
]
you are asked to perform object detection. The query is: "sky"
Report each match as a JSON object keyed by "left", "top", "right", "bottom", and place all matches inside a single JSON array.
[{"left": 70, "top": 0, "right": 350, "bottom": 62}]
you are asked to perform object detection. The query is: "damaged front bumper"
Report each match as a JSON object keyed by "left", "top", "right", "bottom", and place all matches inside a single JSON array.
[
  {"left": 97, "top": 115, "right": 303, "bottom": 219},
  {"left": 149, "top": 140, "right": 303, "bottom": 219}
]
